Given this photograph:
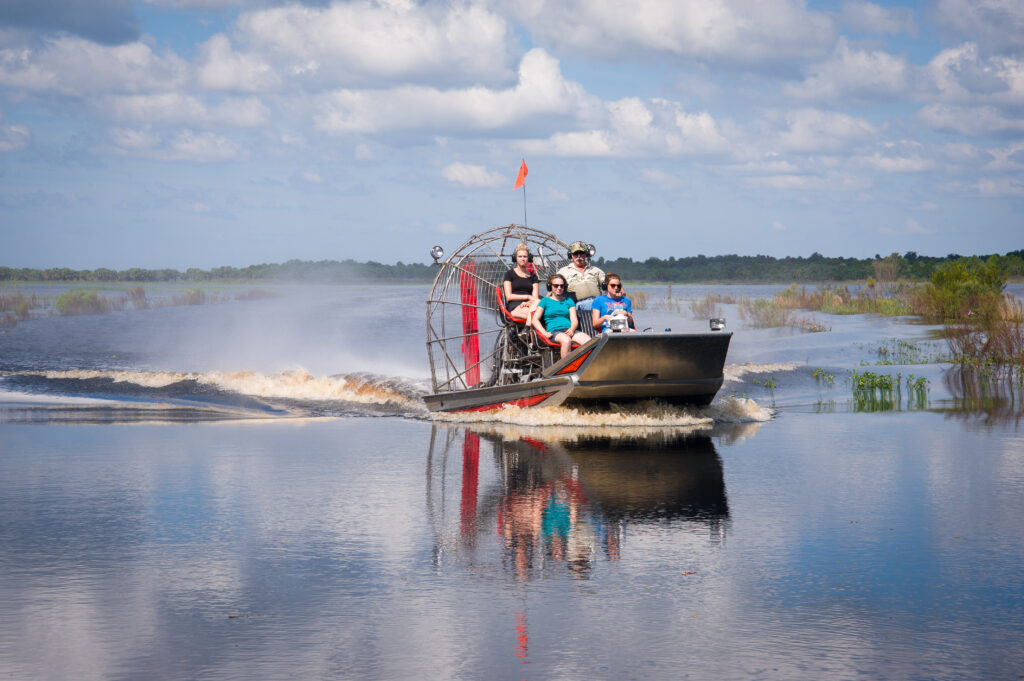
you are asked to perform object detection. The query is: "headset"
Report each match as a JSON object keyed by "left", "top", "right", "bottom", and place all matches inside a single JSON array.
[{"left": 545, "top": 274, "right": 566, "bottom": 294}]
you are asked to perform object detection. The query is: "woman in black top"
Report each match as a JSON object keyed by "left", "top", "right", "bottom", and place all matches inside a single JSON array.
[{"left": 502, "top": 243, "right": 540, "bottom": 324}]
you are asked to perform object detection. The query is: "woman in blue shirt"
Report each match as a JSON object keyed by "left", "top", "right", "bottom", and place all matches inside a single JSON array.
[{"left": 533, "top": 274, "right": 591, "bottom": 358}]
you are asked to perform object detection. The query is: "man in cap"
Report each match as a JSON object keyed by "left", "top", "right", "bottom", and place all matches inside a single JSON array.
[{"left": 557, "top": 241, "right": 605, "bottom": 312}]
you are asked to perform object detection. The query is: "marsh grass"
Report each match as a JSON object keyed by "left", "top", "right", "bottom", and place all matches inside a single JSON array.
[
  {"left": 689, "top": 293, "right": 736, "bottom": 320},
  {"left": 128, "top": 286, "right": 147, "bottom": 310},
  {"left": 773, "top": 283, "right": 916, "bottom": 316},
  {"left": 55, "top": 289, "right": 114, "bottom": 316},
  {"left": 738, "top": 297, "right": 830, "bottom": 332},
  {"left": 0, "top": 291, "right": 36, "bottom": 322},
  {"left": 235, "top": 288, "right": 280, "bottom": 301},
  {"left": 867, "top": 338, "right": 945, "bottom": 365}
]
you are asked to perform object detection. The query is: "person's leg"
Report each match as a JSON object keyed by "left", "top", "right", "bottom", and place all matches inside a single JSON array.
[
  {"left": 556, "top": 332, "right": 571, "bottom": 358},
  {"left": 572, "top": 331, "right": 591, "bottom": 345}
]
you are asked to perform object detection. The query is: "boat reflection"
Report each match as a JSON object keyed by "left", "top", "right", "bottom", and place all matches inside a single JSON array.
[{"left": 426, "top": 424, "right": 732, "bottom": 582}]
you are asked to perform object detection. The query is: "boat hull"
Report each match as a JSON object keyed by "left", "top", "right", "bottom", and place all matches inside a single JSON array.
[{"left": 425, "top": 331, "right": 732, "bottom": 413}]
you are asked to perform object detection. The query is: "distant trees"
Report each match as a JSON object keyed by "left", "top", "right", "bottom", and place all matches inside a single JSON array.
[{"left": 1, "top": 251, "right": 1022, "bottom": 284}]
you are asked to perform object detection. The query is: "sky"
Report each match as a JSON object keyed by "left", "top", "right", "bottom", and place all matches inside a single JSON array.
[{"left": 0, "top": 0, "right": 1021, "bottom": 270}]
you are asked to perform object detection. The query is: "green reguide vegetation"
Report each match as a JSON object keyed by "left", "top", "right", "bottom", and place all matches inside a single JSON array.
[{"left": 2, "top": 250, "right": 1023, "bottom": 284}]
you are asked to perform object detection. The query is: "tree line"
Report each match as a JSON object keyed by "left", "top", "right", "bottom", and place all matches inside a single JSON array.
[{"left": 2, "top": 251, "right": 1023, "bottom": 284}]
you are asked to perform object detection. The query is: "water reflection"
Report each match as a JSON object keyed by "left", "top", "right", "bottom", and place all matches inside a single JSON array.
[
  {"left": 941, "top": 365, "right": 1024, "bottom": 428},
  {"left": 426, "top": 425, "right": 730, "bottom": 582}
]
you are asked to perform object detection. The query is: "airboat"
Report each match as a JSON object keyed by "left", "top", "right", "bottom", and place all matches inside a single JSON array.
[{"left": 424, "top": 225, "right": 731, "bottom": 413}]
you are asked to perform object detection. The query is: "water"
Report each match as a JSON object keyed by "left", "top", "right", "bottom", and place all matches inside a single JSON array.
[{"left": 1, "top": 283, "right": 1022, "bottom": 680}]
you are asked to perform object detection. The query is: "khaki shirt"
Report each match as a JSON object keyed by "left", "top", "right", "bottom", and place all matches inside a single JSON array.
[{"left": 557, "top": 263, "right": 606, "bottom": 301}]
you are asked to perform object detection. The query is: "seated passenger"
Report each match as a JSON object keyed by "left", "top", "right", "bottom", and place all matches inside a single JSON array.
[
  {"left": 591, "top": 273, "right": 637, "bottom": 333},
  {"left": 502, "top": 242, "right": 540, "bottom": 324},
  {"left": 533, "top": 274, "right": 591, "bottom": 358},
  {"left": 557, "top": 240, "right": 605, "bottom": 312}
]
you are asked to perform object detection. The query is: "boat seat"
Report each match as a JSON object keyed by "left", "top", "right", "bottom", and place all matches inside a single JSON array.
[{"left": 495, "top": 285, "right": 529, "bottom": 326}]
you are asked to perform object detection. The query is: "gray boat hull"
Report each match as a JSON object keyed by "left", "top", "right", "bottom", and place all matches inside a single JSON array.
[{"left": 424, "top": 331, "right": 731, "bottom": 413}]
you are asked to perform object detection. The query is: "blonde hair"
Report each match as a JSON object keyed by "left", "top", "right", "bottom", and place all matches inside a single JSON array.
[{"left": 514, "top": 242, "right": 530, "bottom": 257}]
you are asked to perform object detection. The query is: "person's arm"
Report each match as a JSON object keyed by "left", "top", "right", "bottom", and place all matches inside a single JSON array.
[
  {"left": 532, "top": 302, "right": 550, "bottom": 338},
  {"left": 529, "top": 281, "right": 539, "bottom": 301},
  {"left": 568, "top": 305, "right": 579, "bottom": 335},
  {"left": 591, "top": 306, "right": 602, "bottom": 330}
]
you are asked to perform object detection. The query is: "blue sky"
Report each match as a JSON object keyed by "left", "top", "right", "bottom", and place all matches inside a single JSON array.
[{"left": 0, "top": 0, "right": 1021, "bottom": 269}]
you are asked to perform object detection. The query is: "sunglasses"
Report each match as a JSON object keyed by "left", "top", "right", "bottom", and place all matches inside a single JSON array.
[
  {"left": 551, "top": 283, "right": 566, "bottom": 288},
  {"left": 572, "top": 252, "right": 587, "bottom": 257},
  {"left": 608, "top": 284, "right": 621, "bottom": 289}
]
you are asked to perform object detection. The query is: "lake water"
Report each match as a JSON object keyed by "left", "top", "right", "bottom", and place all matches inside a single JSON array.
[{"left": 1, "top": 283, "right": 1022, "bottom": 680}]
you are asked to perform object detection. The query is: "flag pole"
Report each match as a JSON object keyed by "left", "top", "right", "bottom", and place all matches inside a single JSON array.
[
  {"left": 513, "top": 159, "right": 529, "bottom": 227},
  {"left": 522, "top": 180, "right": 527, "bottom": 227}
]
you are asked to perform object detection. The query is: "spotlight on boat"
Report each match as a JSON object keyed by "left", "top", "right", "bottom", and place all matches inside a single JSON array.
[
  {"left": 710, "top": 318, "right": 726, "bottom": 331},
  {"left": 587, "top": 243, "right": 597, "bottom": 257},
  {"left": 430, "top": 245, "right": 444, "bottom": 263}
]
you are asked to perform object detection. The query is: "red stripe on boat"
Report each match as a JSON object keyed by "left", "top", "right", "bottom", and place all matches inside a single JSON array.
[
  {"left": 556, "top": 348, "right": 593, "bottom": 375},
  {"left": 454, "top": 392, "right": 555, "bottom": 412}
]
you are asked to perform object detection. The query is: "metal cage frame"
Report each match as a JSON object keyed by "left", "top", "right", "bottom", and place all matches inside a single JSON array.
[{"left": 426, "top": 225, "right": 572, "bottom": 394}]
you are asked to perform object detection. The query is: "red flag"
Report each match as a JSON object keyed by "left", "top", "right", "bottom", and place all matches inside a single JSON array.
[{"left": 513, "top": 160, "right": 528, "bottom": 190}]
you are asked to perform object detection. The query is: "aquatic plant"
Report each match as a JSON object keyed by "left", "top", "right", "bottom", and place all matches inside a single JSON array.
[
  {"left": 739, "top": 297, "right": 793, "bottom": 328},
  {"left": 127, "top": 286, "right": 148, "bottom": 310},
  {"left": 172, "top": 288, "right": 207, "bottom": 306},
  {"left": 0, "top": 291, "right": 36, "bottom": 322},
  {"left": 869, "top": 338, "right": 944, "bottom": 365},
  {"left": 55, "top": 289, "right": 112, "bottom": 315},
  {"left": 811, "top": 368, "right": 835, "bottom": 386},
  {"left": 847, "top": 369, "right": 929, "bottom": 412},
  {"left": 773, "top": 283, "right": 915, "bottom": 316},
  {"left": 235, "top": 288, "right": 280, "bottom": 301},
  {"left": 629, "top": 289, "right": 649, "bottom": 310},
  {"left": 738, "top": 297, "right": 829, "bottom": 332}
]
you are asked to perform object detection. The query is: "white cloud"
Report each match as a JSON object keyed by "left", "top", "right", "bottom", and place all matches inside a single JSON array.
[
  {"left": 771, "top": 220, "right": 786, "bottom": 230},
  {"left": 0, "top": 123, "right": 30, "bottom": 152},
  {"left": 924, "top": 43, "right": 1024, "bottom": 106},
  {"left": 785, "top": 39, "right": 909, "bottom": 101},
  {"left": 167, "top": 130, "right": 248, "bottom": 161},
  {"left": 639, "top": 168, "right": 678, "bottom": 188},
  {"left": 435, "top": 222, "right": 459, "bottom": 234},
  {"left": 98, "top": 93, "right": 271, "bottom": 127},
  {"left": 108, "top": 127, "right": 248, "bottom": 162},
  {"left": 934, "top": 0, "right": 1024, "bottom": 54},
  {"left": 441, "top": 163, "right": 504, "bottom": 188},
  {"left": 508, "top": 0, "right": 835, "bottom": 65},
  {"left": 0, "top": 36, "right": 187, "bottom": 96},
  {"left": 984, "top": 141, "right": 1024, "bottom": 171},
  {"left": 774, "top": 108, "right": 877, "bottom": 152},
  {"left": 526, "top": 97, "right": 728, "bottom": 158},
  {"left": 839, "top": 2, "right": 916, "bottom": 36},
  {"left": 300, "top": 171, "right": 322, "bottom": 184},
  {"left": 905, "top": 218, "right": 931, "bottom": 234},
  {"left": 858, "top": 151, "right": 933, "bottom": 172},
  {"left": 879, "top": 217, "right": 934, "bottom": 235},
  {"left": 315, "top": 49, "right": 599, "bottom": 135},
  {"left": 196, "top": 34, "right": 279, "bottom": 93},
  {"left": 234, "top": 1, "right": 516, "bottom": 88},
  {"left": 916, "top": 103, "right": 1024, "bottom": 136},
  {"left": 972, "top": 177, "right": 1024, "bottom": 197}
]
